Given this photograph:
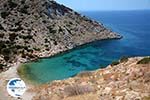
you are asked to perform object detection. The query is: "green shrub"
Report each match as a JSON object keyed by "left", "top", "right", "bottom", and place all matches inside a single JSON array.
[
  {"left": 19, "top": 35, "right": 33, "bottom": 40},
  {"left": 0, "top": 33, "right": 4, "bottom": 38},
  {"left": 1, "top": 11, "right": 9, "bottom": 19},
  {"left": 26, "top": 49, "right": 33, "bottom": 53},
  {"left": 111, "top": 61, "right": 120, "bottom": 66},
  {"left": 9, "top": 27, "right": 23, "bottom": 32},
  {"left": 44, "top": 38, "right": 48, "bottom": 43},
  {"left": 120, "top": 56, "right": 128, "bottom": 63},
  {"left": 0, "top": 64, "right": 3, "bottom": 70},
  {"left": 8, "top": 0, "right": 17, "bottom": 8},
  {"left": 0, "top": 24, "right": 5, "bottom": 31},
  {"left": 21, "top": 52, "right": 26, "bottom": 58},
  {"left": 53, "top": 40, "right": 58, "bottom": 45},
  {"left": 48, "top": 27, "right": 57, "bottom": 33},
  {"left": 44, "top": 44, "right": 49, "bottom": 47},
  {"left": 1, "top": 48, "right": 11, "bottom": 55},
  {"left": 21, "top": 0, "right": 25, "bottom": 4},
  {"left": 14, "top": 45, "right": 23, "bottom": 49},
  {"left": 0, "top": 41, "right": 6, "bottom": 51},
  {"left": 45, "top": 48, "right": 50, "bottom": 51},
  {"left": 20, "top": 5, "right": 29, "bottom": 14},
  {"left": 26, "top": 54, "right": 35, "bottom": 58},
  {"left": 33, "top": 48, "right": 40, "bottom": 51},
  {"left": 4, "top": 55, "right": 10, "bottom": 61},
  {"left": 137, "top": 57, "right": 150, "bottom": 64},
  {"left": 9, "top": 33, "right": 17, "bottom": 41},
  {"left": 26, "top": 35, "right": 33, "bottom": 39},
  {"left": 58, "top": 27, "right": 63, "bottom": 32}
]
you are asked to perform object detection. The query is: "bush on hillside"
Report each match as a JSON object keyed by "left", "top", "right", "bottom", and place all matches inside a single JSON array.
[
  {"left": 1, "top": 11, "right": 9, "bottom": 19},
  {"left": 0, "top": 64, "right": 3, "bottom": 70},
  {"left": 137, "top": 57, "right": 150, "bottom": 64},
  {"left": 120, "top": 56, "right": 128, "bottom": 63},
  {"left": 111, "top": 61, "right": 120, "bottom": 66},
  {"left": 20, "top": 5, "right": 29, "bottom": 14},
  {"left": 0, "top": 33, "right": 4, "bottom": 38},
  {"left": 9, "top": 33, "right": 18, "bottom": 41},
  {"left": 8, "top": 0, "right": 18, "bottom": 8},
  {"left": 0, "top": 24, "right": 5, "bottom": 31}
]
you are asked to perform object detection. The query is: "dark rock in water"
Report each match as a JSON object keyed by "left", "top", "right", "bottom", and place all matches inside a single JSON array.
[{"left": 0, "top": 0, "right": 121, "bottom": 69}]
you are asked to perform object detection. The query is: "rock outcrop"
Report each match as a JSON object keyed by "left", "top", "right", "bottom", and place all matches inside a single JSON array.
[
  {"left": 0, "top": 0, "right": 121, "bottom": 71},
  {"left": 32, "top": 57, "right": 150, "bottom": 100}
]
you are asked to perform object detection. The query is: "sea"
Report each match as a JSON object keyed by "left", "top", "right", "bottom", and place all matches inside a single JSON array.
[{"left": 21, "top": 10, "right": 150, "bottom": 84}]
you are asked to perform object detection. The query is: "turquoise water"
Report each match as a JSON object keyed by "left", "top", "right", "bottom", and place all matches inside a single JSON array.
[{"left": 22, "top": 11, "right": 150, "bottom": 84}]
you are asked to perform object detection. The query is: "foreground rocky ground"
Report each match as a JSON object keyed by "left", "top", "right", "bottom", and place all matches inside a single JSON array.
[
  {"left": 31, "top": 57, "right": 150, "bottom": 100},
  {"left": 0, "top": 0, "right": 121, "bottom": 71},
  {"left": 0, "top": 57, "right": 149, "bottom": 100}
]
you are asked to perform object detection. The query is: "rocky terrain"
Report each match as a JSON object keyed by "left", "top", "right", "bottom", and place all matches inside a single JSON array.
[
  {"left": 30, "top": 57, "right": 150, "bottom": 100},
  {"left": 0, "top": 56, "right": 149, "bottom": 100},
  {"left": 0, "top": 0, "right": 121, "bottom": 72}
]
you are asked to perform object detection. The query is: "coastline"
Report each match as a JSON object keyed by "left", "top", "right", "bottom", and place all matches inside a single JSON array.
[
  {"left": 0, "top": 32, "right": 122, "bottom": 73},
  {"left": 0, "top": 35, "right": 122, "bottom": 100},
  {"left": 0, "top": 30, "right": 122, "bottom": 99},
  {"left": 0, "top": 0, "right": 149, "bottom": 99},
  {"left": 14, "top": 36, "right": 123, "bottom": 84},
  {"left": 19, "top": 35, "right": 122, "bottom": 64},
  {"left": 0, "top": 0, "right": 123, "bottom": 74}
]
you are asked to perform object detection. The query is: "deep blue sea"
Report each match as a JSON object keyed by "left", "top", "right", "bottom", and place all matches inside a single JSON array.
[{"left": 22, "top": 10, "right": 150, "bottom": 84}]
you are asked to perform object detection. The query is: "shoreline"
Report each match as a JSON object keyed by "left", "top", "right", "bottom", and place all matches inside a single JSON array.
[
  {"left": 0, "top": 36, "right": 122, "bottom": 99},
  {"left": 0, "top": 34, "right": 122, "bottom": 73},
  {"left": 15, "top": 37, "right": 123, "bottom": 84},
  {"left": 21, "top": 36, "right": 122, "bottom": 64}
]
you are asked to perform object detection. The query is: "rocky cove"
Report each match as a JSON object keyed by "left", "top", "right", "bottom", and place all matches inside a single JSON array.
[
  {"left": 16, "top": 9, "right": 150, "bottom": 84},
  {"left": 0, "top": 0, "right": 150, "bottom": 100},
  {"left": 0, "top": 0, "right": 121, "bottom": 72}
]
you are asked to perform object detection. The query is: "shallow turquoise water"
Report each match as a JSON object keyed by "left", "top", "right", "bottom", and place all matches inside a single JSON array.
[{"left": 23, "top": 11, "right": 150, "bottom": 84}]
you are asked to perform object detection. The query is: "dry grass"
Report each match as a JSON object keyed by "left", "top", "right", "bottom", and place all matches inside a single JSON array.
[
  {"left": 77, "top": 71, "right": 93, "bottom": 77},
  {"left": 64, "top": 84, "right": 95, "bottom": 96}
]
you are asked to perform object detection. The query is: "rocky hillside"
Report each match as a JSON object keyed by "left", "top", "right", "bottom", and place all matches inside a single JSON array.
[
  {"left": 32, "top": 57, "right": 150, "bottom": 100},
  {"left": 0, "top": 0, "right": 121, "bottom": 71}
]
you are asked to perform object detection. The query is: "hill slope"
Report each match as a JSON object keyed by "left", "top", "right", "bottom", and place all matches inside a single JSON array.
[{"left": 0, "top": 0, "right": 121, "bottom": 70}]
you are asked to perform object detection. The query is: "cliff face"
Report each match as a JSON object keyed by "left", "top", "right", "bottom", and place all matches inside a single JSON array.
[
  {"left": 0, "top": 0, "right": 120, "bottom": 69},
  {"left": 32, "top": 57, "right": 150, "bottom": 100}
]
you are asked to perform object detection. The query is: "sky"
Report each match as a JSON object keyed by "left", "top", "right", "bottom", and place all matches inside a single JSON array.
[{"left": 56, "top": 0, "right": 150, "bottom": 11}]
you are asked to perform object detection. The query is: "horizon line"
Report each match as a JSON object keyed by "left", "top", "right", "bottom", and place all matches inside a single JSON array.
[{"left": 77, "top": 9, "right": 150, "bottom": 12}]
